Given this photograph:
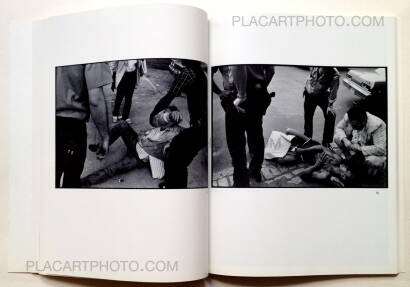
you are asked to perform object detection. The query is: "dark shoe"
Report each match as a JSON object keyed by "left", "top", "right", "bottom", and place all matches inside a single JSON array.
[
  {"left": 233, "top": 182, "right": 250, "bottom": 188},
  {"left": 249, "top": 170, "right": 262, "bottom": 182}
]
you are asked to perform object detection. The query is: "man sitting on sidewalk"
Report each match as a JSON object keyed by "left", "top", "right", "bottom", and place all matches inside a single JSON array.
[{"left": 81, "top": 106, "right": 184, "bottom": 187}]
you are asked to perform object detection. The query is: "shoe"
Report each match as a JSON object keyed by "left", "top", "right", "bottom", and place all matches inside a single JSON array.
[
  {"left": 249, "top": 170, "right": 262, "bottom": 182},
  {"left": 125, "top": 118, "right": 132, "bottom": 124},
  {"left": 113, "top": 116, "right": 119, "bottom": 123}
]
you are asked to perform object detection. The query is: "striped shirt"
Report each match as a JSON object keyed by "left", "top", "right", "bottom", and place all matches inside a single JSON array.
[{"left": 305, "top": 67, "right": 340, "bottom": 103}]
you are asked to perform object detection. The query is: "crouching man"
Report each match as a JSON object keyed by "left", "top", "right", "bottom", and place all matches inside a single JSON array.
[{"left": 334, "top": 103, "right": 387, "bottom": 177}]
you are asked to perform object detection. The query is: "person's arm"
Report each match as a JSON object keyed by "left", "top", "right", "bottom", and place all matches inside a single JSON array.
[
  {"left": 149, "top": 68, "right": 195, "bottom": 126},
  {"left": 285, "top": 128, "right": 310, "bottom": 142},
  {"left": 285, "top": 128, "right": 323, "bottom": 153},
  {"left": 296, "top": 145, "right": 324, "bottom": 154},
  {"left": 85, "top": 63, "right": 113, "bottom": 157},
  {"left": 299, "top": 153, "right": 327, "bottom": 177},
  {"left": 108, "top": 61, "right": 117, "bottom": 73},
  {"left": 264, "top": 65, "right": 275, "bottom": 86},
  {"left": 150, "top": 109, "right": 182, "bottom": 128},
  {"left": 89, "top": 85, "right": 111, "bottom": 157},
  {"left": 328, "top": 68, "right": 340, "bottom": 104},
  {"left": 334, "top": 114, "right": 350, "bottom": 148},
  {"left": 212, "top": 67, "right": 223, "bottom": 95},
  {"left": 231, "top": 65, "right": 247, "bottom": 101},
  {"left": 360, "top": 123, "right": 387, "bottom": 156}
]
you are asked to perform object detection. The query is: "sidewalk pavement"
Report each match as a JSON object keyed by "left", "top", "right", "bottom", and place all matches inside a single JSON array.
[
  {"left": 212, "top": 160, "right": 316, "bottom": 188},
  {"left": 81, "top": 67, "right": 207, "bottom": 189}
]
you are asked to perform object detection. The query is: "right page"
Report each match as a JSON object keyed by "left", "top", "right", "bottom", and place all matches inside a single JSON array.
[{"left": 209, "top": 14, "right": 399, "bottom": 276}]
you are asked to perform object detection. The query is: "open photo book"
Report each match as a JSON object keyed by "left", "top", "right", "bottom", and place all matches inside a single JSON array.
[{"left": 8, "top": 4, "right": 401, "bottom": 283}]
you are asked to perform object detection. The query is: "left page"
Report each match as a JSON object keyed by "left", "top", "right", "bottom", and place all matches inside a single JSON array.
[{"left": 9, "top": 4, "right": 208, "bottom": 282}]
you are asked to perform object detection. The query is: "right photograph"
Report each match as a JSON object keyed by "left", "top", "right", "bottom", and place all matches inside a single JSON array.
[{"left": 212, "top": 65, "right": 388, "bottom": 188}]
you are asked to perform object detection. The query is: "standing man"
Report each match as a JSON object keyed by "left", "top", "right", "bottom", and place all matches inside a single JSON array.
[
  {"left": 56, "top": 63, "right": 112, "bottom": 188},
  {"left": 213, "top": 65, "right": 275, "bottom": 187},
  {"left": 150, "top": 59, "right": 207, "bottom": 188},
  {"left": 303, "top": 67, "right": 340, "bottom": 146},
  {"left": 110, "top": 59, "right": 147, "bottom": 123}
]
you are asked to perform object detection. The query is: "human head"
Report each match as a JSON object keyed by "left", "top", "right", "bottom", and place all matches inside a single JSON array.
[
  {"left": 165, "top": 106, "right": 182, "bottom": 127},
  {"left": 347, "top": 103, "right": 367, "bottom": 130}
]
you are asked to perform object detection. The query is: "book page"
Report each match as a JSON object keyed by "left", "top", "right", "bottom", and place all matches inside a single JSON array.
[
  {"left": 9, "top": 4, "right": 209, "bottom": 282},
  {"left": 8, "top": 21, "right": 39, "bottom": 272},
  {"left": 209, "top": 15, "right": 398, "bottom": 276}
]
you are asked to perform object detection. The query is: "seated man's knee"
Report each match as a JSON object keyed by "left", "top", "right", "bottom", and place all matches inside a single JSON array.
[
  {"left": 365, "top": 155, "right": 386, "bottom": 169},
  {"left": 365, "top": 156, "right": 386, "bottom": 177}
]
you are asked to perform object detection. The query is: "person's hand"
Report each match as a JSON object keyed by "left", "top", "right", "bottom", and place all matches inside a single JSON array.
[
  {"left": 350, "top": 143, "right": 362, "bottom": 152},
  {"left": 169, "top": 111, "right": 182, "bottom": 123},
  {"left": 233, "top": 98, "right": 246, "bottom": 113},
  {"left": 218, "top": 90, "right": 234, "bottom": 101},
  {"left": 327, "top": 103, "right": 336, "bottom": 116},
  {"left": 314, "top": 153, "right": 327, "bottom": 168},
  {"left": 96, "top": 136, "right": 109, "bottom": 160},
  {"left": 329, "top": 176, "right": 345, "bottom": 187},
  {"left": 342, "top": 138, "right": 352, "bottom": 149},
  {"left": 90, "top": 132, "right": 109, "bottom": 160},
  {"left": 295, "top": 147, "right": 304, "bottom": 154}
]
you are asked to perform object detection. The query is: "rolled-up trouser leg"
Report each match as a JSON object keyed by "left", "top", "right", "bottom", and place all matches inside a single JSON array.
[{"left": 81, "top": 155, "right": 139, "bottom": 187}]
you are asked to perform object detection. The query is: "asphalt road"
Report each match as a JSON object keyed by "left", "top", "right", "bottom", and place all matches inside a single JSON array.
[{"left": 212, "top": 66, "right": 361, "bottom": 175}]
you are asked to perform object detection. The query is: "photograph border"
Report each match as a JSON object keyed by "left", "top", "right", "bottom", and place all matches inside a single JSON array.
[
  {"left": 55, "top": 58, "right": 209, "bottom": 190},
  {"left": 211, "top": 63, "right": 389, "bottom": 189}
]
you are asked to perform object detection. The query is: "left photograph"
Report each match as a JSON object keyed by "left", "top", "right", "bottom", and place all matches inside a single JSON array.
[{"left": 55, "top": 59, "right": 208, "bottom": 189}]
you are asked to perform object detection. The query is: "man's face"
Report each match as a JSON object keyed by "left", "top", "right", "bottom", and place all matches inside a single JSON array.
[{"left": 350, "top": 118, "right": 367, "bottom": 130}]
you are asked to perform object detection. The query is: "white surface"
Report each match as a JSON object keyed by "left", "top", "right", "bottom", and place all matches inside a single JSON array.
[
  {"left": 1, "top": 0, "right": 409, "bottom": 287},
  {"left": 209, "top": 16, "right": 398, "bottom": 276},
  {"left": 8, "top": 21, "right": 38, "bottom": 271},
  {"left": 9, "top": 4, "right": 209, "bottom": 282}
]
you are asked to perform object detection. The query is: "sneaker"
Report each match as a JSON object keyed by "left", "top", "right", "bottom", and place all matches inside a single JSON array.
[
  {"left": 125, "top": 118, "right": 132, "bottom": 124},
  {"left": 112, "top": 116, "right": 119, "bottom": 123}
]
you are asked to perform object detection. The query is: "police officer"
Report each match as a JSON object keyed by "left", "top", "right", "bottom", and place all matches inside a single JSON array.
[{"left": 214, "top": 65, "right": 275, "bottom": 187}]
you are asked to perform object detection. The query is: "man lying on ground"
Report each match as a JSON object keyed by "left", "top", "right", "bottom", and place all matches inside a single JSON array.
[
  {"left": 281, "top": 128, "right": 355, "bottom": 187},
  {"left": 81, "top": 106, "right": 184, "bottom": 187}
]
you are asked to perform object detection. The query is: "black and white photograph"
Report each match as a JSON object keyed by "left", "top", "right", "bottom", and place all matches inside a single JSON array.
[
  {"left": 56, "top": 58, "right": 208, "bottom": 189},
  {"left": 212, "top": 65, "right": 388, "bottom": 188}
]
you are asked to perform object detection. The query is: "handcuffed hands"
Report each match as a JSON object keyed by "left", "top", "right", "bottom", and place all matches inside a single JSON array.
[{"left": 169, "top": 111, "right": 182, "bottom": 123}]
